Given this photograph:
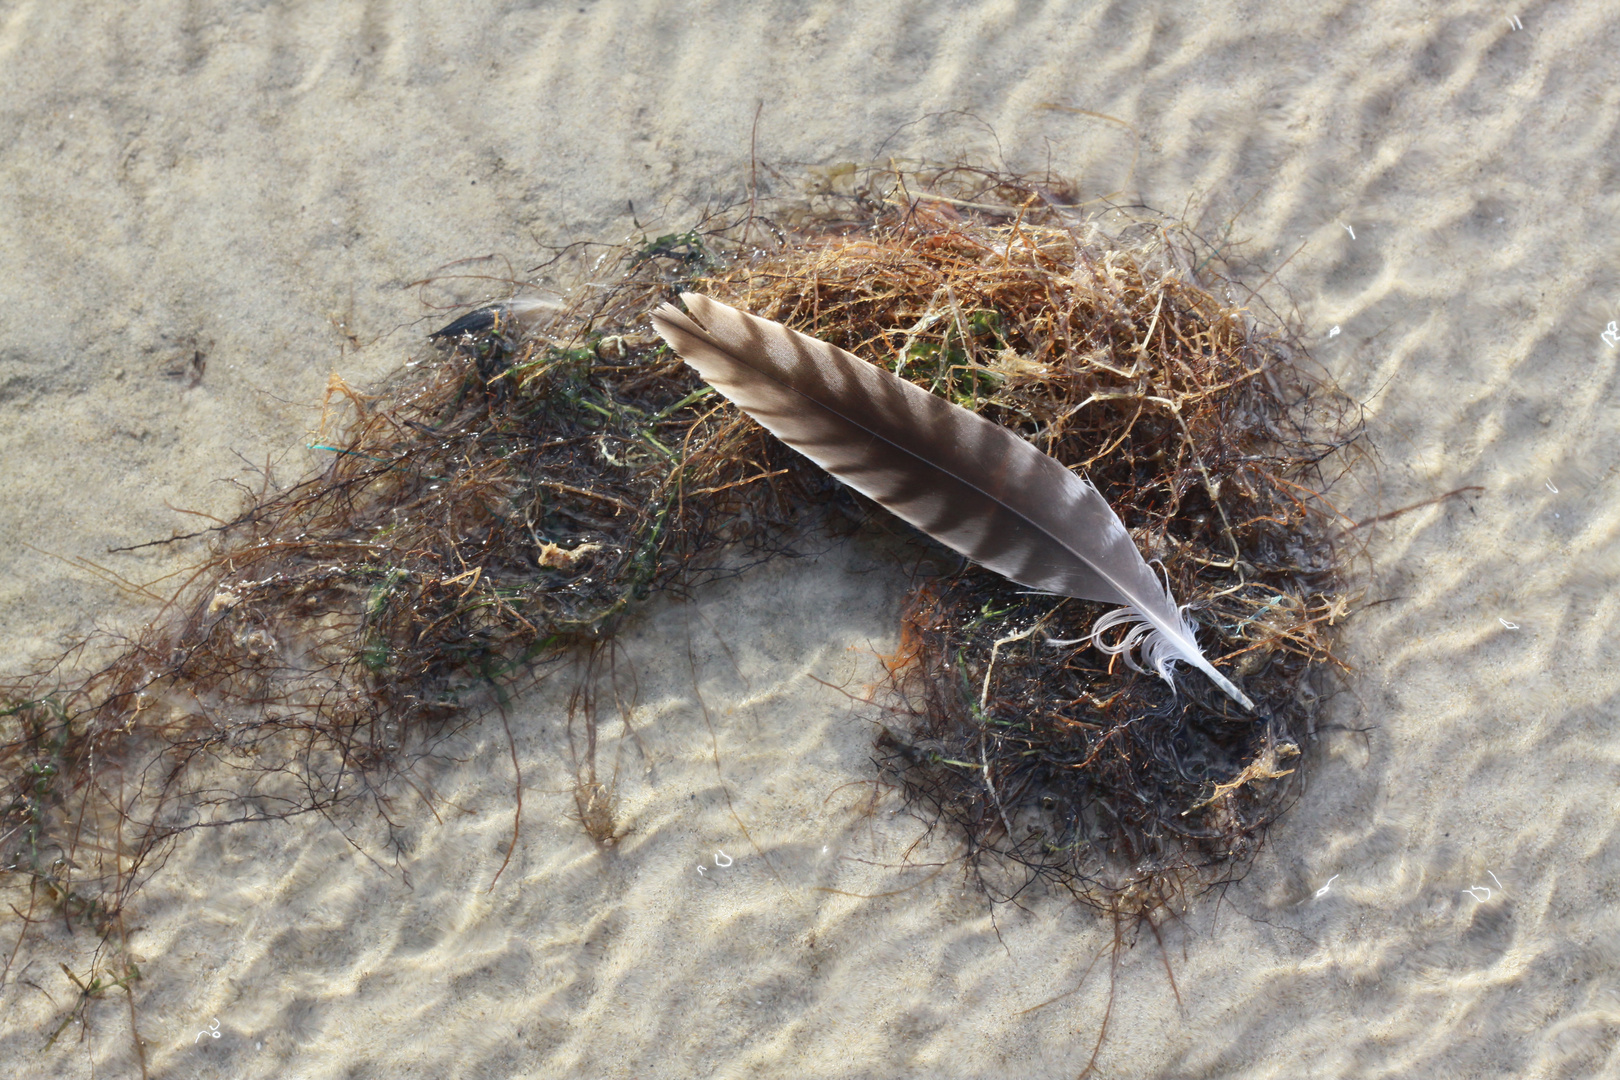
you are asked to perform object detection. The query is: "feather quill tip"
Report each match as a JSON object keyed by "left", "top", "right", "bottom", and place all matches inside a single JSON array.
[{"left": 1086, "top": 608, "right": 1254, "bottom": 711}]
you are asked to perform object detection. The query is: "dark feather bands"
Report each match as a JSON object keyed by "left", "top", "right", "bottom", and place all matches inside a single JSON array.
[{"left": 651, "top": 293, "right": 1252, "bottom": 710}]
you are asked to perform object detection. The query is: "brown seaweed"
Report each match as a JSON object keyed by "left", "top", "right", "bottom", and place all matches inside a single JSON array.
[{"left": 0, "top": 164, "right": 1356, "bottom": 1061}]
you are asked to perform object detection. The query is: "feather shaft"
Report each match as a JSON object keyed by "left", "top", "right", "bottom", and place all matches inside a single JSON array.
[{"left": 650, "top": 293, "right": 1252, "bottom": 711}]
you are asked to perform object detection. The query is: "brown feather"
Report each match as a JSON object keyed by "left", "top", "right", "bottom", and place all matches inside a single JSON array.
[{"left": 650, "top": 293, "right": 1252, "bottom": 709}]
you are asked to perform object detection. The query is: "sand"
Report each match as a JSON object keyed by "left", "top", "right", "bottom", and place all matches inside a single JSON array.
[{"left": 3, "top": 1, "right": 1620, "bottom": 1077}]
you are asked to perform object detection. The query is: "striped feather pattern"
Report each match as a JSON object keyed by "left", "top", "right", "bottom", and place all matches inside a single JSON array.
[{"left": 651, "top": 293, "right": 1252, "bottom": 710}]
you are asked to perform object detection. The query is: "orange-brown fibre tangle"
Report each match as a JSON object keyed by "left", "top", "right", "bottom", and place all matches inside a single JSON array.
[{"left": 700, "top": 170, "right": 1354, "bottom": 910}]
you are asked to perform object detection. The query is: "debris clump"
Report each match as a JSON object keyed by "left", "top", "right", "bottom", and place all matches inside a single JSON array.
[
  {"left": 0, "top": 164, "right": 1352, "bottom": 980},
  {"left": 693, "top": 168, "right": 1352, "bottom": 908}
]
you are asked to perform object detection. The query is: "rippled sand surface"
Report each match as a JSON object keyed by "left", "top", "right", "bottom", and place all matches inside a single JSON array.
[{"left": 4, "top": 2, "right": 1620, "bottom": 1076}]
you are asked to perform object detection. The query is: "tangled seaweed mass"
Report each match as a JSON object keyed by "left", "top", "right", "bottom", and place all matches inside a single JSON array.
[
  {"left": 0, "top": 167, "right": 1354, "bottom": 998},
  {"left": 712, "top": 177, "right": 1356, "bottom": 910}
]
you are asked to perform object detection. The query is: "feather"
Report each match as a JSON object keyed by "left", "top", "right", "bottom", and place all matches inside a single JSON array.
[{"left": 650, "top": 293, "right": 1253, "bottom": 711}]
